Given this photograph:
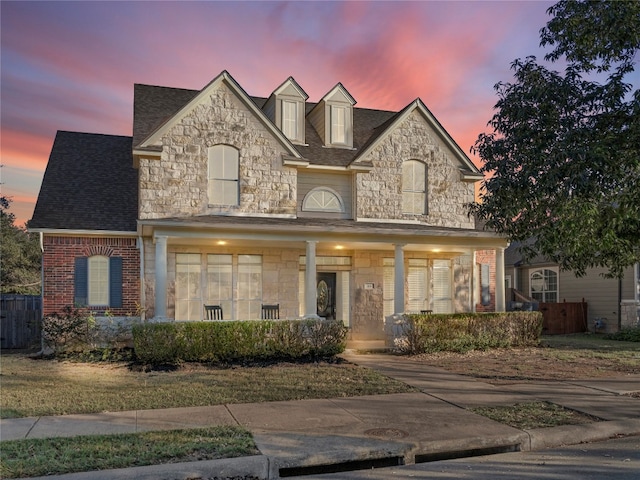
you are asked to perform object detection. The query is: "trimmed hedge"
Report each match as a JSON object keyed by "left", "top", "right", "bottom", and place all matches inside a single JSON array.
[
  {"left": 132, "top": 319, "right": 348, "bottom": 365},
  {"left": 394, "top": 312, "right": 543, "bottom": 354}
]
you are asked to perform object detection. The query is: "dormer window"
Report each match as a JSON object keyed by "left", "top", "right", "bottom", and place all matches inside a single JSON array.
[
  {"left": 282, "top": 100, "right": 299, "bottom": 141},
  {"left": 330, "top": 105, "right": 347, "bottom": 145},
  {"left": 263, "top": 77, "right": 308, "bottom": 145},
  {"left": 308, "top": 83, "right": 356, "bottom": 149}
]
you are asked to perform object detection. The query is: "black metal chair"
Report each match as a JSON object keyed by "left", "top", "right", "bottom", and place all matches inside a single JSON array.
[
  {"left": 261, "top": 304, "right": 280, "bottom": 320},
  {"left": 204, "top": 305, "right": 223, "bottom": 320}
]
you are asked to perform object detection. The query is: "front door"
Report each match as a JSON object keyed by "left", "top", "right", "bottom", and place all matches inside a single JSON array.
[{"left": 316, "top": 273, "right": 336, "bottom": 319}]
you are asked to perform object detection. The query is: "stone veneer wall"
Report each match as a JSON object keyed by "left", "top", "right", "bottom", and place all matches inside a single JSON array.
[
  {"left": 351, "top": 251, "right": 385, "bottom": 341},
  {"left": 138, "top": 82, "right": 297, "bottom": 219},
  {"left": 42, "top": 236, "right": 140, "bottom": 317},
  {"left": 357, "top": 110, "right": 475, "bottom": 228}
]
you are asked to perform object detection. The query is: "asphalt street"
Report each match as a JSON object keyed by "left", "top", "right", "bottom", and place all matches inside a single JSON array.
[{"left": 287, "top": 435, "right": 640, "bottom": 480}]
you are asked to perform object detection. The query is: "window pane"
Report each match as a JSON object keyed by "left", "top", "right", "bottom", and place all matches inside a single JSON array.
[
  {"left": 208, "top": 146, "right": 239, "bottom": 205},
  {"left": 402, "top": 160, "right": 426, "bottom": 214},
  {"left": 383, "top": 259, "right": 394, "bottom": 317},
  {"left": 433, "top": 259, "right": 452, "bottom": 313},
  {"left": 407, "top": 265, "right": 427, "bottom": 311},
  {"left": 282, "top": 100, "right": 297, "bottom": 139},
  {"left": 176, "top": 254, "right": 201, "bottom": 321},
  {"left": 331, "top": 105, "right": 346, "bottom": 144},
  {"left": 88, "top": 256, "right": 109, "bottom": 305},
  {"left": 303, "top": 188, "right": 344, "bottom": 212},
  {"left": 238, "top": 255, "right": 262, "bottom": 319},
  {"left": 529, "top": 269, "right": 558, "bottom": 303}
]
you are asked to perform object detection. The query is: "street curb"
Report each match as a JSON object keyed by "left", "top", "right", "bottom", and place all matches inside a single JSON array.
[{"left": 524, "top": 419, "right": 640, "bottom": 451}]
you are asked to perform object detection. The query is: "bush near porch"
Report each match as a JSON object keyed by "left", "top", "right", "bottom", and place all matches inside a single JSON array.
[
  {"left": 394, "top": 312, "right": 543, "bottom": 354},
  {"left": 133, "top": 319, "right": 348, "bottom": 365}
]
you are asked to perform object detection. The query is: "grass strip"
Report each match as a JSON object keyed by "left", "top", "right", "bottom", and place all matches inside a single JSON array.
[
  {"left": 471, "top": 401, "right": 600, "bottom": 430},
  {"left": 0, "top": 426, "right": 258, "bottom": 479}
]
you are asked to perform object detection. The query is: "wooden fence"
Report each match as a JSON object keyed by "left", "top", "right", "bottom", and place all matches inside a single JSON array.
[
  {"left": 1, "top": 295, "right": 42, "bottom": 349},
  {"left": 539, "top": 300, "right": 588, "bottom": 335}
]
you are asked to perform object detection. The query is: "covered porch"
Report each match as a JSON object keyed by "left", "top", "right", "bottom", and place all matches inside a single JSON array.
[{"left": 139, "top": 216, "right": 507, "bottom": 342}]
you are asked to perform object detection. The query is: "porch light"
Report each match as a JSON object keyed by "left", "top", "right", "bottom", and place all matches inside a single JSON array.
[
  {"left": 217, "top": 241, "right": 227, "bottom": 246},
  {"left": 335, "top": 245, "right": 344, "bottom": 250}
]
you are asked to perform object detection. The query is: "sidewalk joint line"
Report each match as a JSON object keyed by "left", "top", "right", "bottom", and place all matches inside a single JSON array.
[
  {"left": 224, "top": 404, "right": 241, "bottom": 426},
  {"left": 24, "top": 417, "right": 40, "bottom": 439}
]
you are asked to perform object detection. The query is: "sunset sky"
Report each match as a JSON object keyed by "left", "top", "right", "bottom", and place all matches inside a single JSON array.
[{"left": 0, "top": 0, "right": 582, "bottom": 226}]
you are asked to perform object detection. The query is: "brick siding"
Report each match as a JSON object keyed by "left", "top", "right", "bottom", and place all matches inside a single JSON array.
[{"left": 42, "top": 236, "right": 140, "bottom": 317}]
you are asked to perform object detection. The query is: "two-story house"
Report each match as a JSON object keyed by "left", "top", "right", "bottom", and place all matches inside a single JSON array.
[{"left": 30, "top": 70, "right": 508, "bottom": 344}]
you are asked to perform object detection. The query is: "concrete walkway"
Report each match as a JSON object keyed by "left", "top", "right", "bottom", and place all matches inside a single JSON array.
[{"left": 2, "top": 352, "right": 639, "bottom": 479}]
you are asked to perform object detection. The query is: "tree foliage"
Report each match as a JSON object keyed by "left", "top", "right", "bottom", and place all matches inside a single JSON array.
[
  {"left": 1, "top": 196, "right": 41, "bottom": 294},
  {"left": 471, "top": 0, "right": 640, "bottom": 278}
]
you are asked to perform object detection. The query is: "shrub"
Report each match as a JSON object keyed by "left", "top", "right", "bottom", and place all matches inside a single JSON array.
[
  {"left": 394, "top": 312, "right": 543, "bottom": 354},
  {"left": 605, "top": 326, "right": 640, "bottom": 342},
  {"left": 41, "top": 306, "right": 94, "bottom": 354},
  {"left": 132, "top": 319, "right": 348, "bottom": 365},
  {"left": 41, "top": 305, "right": 142, "bottom": 356}
]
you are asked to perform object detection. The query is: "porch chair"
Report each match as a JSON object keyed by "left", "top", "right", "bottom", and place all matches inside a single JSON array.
[
  {"left": 204, "top": 305, "right": 223, "bottom": 320},
  {"left": 261, "top": 304, "right": 280, "bottom": 320}
]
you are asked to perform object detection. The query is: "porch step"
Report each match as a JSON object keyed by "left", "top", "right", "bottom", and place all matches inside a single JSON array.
[{"left": 345, "top": 340, "right": 390, "bottom": 353}]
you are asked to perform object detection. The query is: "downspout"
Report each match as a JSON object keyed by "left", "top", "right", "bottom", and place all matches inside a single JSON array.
[
  {"left": 138, "top": 236, "right": 146, "bottom": 322},
  {"left": 39, "top": 232, "right": 45, "bottom": 353}
]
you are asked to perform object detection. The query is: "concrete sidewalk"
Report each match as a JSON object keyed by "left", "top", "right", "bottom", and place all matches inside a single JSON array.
[{"left": 2, "top": 352, "right": 639, "bottom": 479}]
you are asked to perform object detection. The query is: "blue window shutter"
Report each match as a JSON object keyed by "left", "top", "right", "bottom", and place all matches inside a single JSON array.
[
  {"left": 481, "top": 264, "right": 491, "bottom": 306},
  {"left": 74, "top": 257, "right": 88, "bottom": 306},
  {"left": 109, "top": 257, "right": 123, "bottom": 308}
]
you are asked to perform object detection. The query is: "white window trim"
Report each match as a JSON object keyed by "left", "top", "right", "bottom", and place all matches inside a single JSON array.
[
  {"left": 402, "top": 159, "right": 427, "bottom": 215},
  {"left": 529, "top": 267, "right": 559, "bottom": 303},
  {"left": 302, "top": 187, "right": 345, "bottom": 213},
  {"left": 88, "top": 255, "right": 109, "bottom": 306},
  {"left": 208, "top": 145, "right": 239, "bottom": 206}
]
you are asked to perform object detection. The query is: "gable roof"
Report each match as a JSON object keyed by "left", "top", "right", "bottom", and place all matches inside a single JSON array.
[
  {"left": 352, "top": 98, "right": 482, "bottom": 177},
  {"left": 30, "top": 131, "right": 138, "bottom": 232},
  {"left": 134, "top": 70, "right": 302, "bottom": 159},
  {"left": 132, "top": 73, "right": 481, "bottom": 174}
]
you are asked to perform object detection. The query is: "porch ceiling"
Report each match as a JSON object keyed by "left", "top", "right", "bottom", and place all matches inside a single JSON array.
[{"left": 140, "top": 215, "right": 507, "bottom": 253}]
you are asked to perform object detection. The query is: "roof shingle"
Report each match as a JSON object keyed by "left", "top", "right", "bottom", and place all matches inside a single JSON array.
[{"left": 30, "top": 131, "right": 138, "bottom": 231}]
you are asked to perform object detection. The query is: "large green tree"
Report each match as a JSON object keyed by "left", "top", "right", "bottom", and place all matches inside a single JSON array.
[
  {"left": 471, "top": 0, "right": 640, "bottom": 278},
  {"left": 1, "top": 196, "right": 41, "bottom": 294}
]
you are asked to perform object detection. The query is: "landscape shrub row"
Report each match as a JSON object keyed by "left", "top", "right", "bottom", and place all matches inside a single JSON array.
[
  {"left": 394, "top": 311, "right": 543, "bottom": 354},
  {"left": 132, "top": 319, "right": 348, "bottom": 364},
  {"left": 605, "top": 326, "right": 640, "bottom": 342}
]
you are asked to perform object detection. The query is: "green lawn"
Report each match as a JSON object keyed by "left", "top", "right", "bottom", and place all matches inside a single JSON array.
[{"left": 0, "top": 354, "right": 414, "bottom": 419}]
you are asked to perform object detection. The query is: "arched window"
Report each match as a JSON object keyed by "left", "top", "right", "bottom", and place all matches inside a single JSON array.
[
  {"left": 302, "top": 187, "right": 345, "bottom": 213},
  {"left": 208, "top": 145, "right": 239, "bottom": 206},
  {"left": 402, "top": 160, "right": 427, "bottom": 215},
  {"left": 530, "top": 268, "right": 558, "bottom": 303}
]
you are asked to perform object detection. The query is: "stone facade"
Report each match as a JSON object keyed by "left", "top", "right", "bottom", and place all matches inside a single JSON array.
[
  {"left": 138, "top": 83, "right": 297, "bottom": 219},
  {"left": 356, "top": 110, "right": 475, "bottom": 228}
]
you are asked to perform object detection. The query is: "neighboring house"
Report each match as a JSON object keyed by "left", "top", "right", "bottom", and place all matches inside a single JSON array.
[
  {"left": 30, "top": 70, "right": 508, "bottom": 343},
  {"left": 505, "top": 241, "right": 640, "bottom": 333}
]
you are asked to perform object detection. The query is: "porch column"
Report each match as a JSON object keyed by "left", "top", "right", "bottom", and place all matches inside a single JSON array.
[
  {"left": 304, "top": 240, "right": 319, "bottom": 318},
  {"left": 154, "top": 235, "right": 168, "bottom": 319},
  {"left": 394, "top": 244, "right": 405, "bottom": 314},
  {"left": 495, "top": 247, "right": 506, "bottom": 312}
]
